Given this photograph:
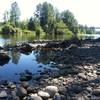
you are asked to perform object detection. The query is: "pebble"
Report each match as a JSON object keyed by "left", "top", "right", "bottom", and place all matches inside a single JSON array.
[
  {"left": 78, "top": 73, "right": 87, "bottom": 79},
  {"left": 53, "top": 93, "right": 61, "bottom": 100},
  {"left": 16, "top": 86, "right": 27, "bottom": 97},
  {"left": 38, "top": 90, "right": 50, "bottom": 99},
  {"left": 92, "top": 88, "right": 100, "bottom": 96},
  {"left": 0, "top": 90, "right": 8, "bottom": 98},
  {"left": 29, "top": 94, "right": 43, "bottom": 100},
  {"left": 45, "top": 86, "right": 58, "bottom": 97}
]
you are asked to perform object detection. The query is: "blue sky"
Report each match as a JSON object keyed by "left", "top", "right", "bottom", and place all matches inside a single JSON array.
[{"left": 0, "top": 0, "right": 100, "bottom": 27}]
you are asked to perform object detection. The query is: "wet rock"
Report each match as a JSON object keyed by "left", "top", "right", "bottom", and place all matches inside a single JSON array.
[
  {"left": 20, "top": 71, "right": 32, "bottom": 81},
  {"left": 45, "top": 86, "right": 58, "bottom": 97},
  {"left": 19, "top": 43, "right": 32, "bottom": 53},
  {"left": 16, "top": 86, "right": 27, "bottom": 97},
  {"left": 20, "top": 75, "right": 32, "bottom": 81},
  {"left": 38, "top": 91, "right": 50, "bottom": 99},
  {"left": 0, "top": 90, "right": 8, "bottom": 99},
  {"left": 0, "top": 53, "right": 10, "bottom": 66}
]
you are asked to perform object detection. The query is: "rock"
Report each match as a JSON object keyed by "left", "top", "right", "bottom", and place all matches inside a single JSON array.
[
  {"left": 92, "top": 88, "right": 100, "bottom": 96},
  {"left": 7, "top": 82, "right": 16, "bottom": 89},
  {"left": 38, "top": 91, "right": 50, "bottom": 99},
  {"left": 20, "top": 43, "right": 32, "bottom": 53},
  {"left": 20, "top": 74, "right": 32, "bottom": 81},
  {"left": 7, "top": 95, "right": 20, "bottom": 100},
  {"left": 0, "top": 90, "right": 8, "bottom": 99},
  {"left": 68, "top": 85, "right": 83, "bottom": 94},
  {"left": 59, "top": 67, "right": 79, "bottom": 75},
  {"left": 68, "top": 44, "right": 78, "bottom": 50},
  {"left": 52, "top": 79, "right": 59, "bottom": 84},
  {"left": 86, "top": 87, "right": 92, "bottom": 92},
  {"left": 0, "top": 46, "right": 3, "bottom": 50},
  {"left": 29, "top": 94, "right": 43, "bottom": 100},
  {"left": 58, "top": 87, "right": 67, "bottom": 95},
  {"left": 78, "top": 73, "right": 87, "bottom": 79},
  {"left": 27, "top": 86, "right": 38, "bottom": 93},
  {"left": 45, "top": 86, "right": 58, "bottom": 97},
  {"left": 0, "top": 53, "right": 10, "bottom": 66},
  {"left": 53, "top": 93, "right": 61, "bottom": 100},
  {"left": 21, "top": 82, "right": 29, "bottom": 88},
  {"left": 16, "top": 86, "right": 27, "bottom": 97}
]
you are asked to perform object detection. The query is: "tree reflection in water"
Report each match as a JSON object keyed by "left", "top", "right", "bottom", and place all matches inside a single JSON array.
[
  {"left": 34, "top": 49, "right": 56, "bottom": 65},
  {"left": 8, "top": 51, "right": 21, "bottom": 64}
]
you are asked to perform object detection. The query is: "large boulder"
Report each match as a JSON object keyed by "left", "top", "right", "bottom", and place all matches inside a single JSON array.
[{"left": 0, "top": 53, "right": 10, "bottom": 66}]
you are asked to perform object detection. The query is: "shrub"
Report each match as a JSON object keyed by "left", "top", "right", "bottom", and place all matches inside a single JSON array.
[
  {"left": 2, "top": 24, "right": 15, "bottom": 34},
  {"left": 22, "top": 29, "right": 34, "bottom": 34}
]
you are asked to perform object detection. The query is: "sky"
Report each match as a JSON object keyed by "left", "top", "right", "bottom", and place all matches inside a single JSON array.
[{"left": 0, "top": 0, "right": 100, "bottom": 27}]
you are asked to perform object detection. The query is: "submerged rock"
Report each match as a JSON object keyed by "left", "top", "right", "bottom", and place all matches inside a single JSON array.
[{"left": 0, "top": 53, "right": 10, "bottom": 66}]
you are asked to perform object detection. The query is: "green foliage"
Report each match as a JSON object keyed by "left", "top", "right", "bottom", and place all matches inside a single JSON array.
[
  {"left": 61, "top": 10, "right": 78, "bottom": 35},
  {"left": 36, "top": 2, "right": 55, "bottom": 34},
  {"left": 28, "top": 17, "right": 40, "bottom": 31},
  {"left": 1, "top": 24, "right": 15, "bottom": 34},
  {"left": 19, "top": 20, "right": 28, "bottom": 30},
  {"left": 10, "top": 2, "right": 21, "bottom": 27},
  {"left": 3, "top": 11, "right": 9, "bottom": 22},
  {"left": 79, "top": 25, "right": 96, "bottom": 34},
  {"left": 22, "top": 29, "right": 34, "bottom": 34},
  {"left": 0, "top": 1, "right": 96, "bottom": 40}
]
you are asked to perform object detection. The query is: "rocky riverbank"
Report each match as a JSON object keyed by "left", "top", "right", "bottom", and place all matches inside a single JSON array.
[{"left": 0, "top": 39, "right": 100, "bottom": 99}]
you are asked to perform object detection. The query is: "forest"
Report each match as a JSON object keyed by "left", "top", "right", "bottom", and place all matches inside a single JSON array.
[{"left": 0, "top": 1, "right": 96, "bottom": 40}]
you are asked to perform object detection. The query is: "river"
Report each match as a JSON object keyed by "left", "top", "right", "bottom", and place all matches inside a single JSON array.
[{"left": 0, "top": 33, "right": 100, "bottom": 82}]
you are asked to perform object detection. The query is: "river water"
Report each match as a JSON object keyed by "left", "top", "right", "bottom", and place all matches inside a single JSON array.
[{"left": 0, "top": 33, "right": 100, "bottom": 82}]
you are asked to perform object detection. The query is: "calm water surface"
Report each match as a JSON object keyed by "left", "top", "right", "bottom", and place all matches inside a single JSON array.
[
  {"left": 0, "top": 33, "right": 100, "bottom": 82},
  {"left": 0, "top": 51, "right": 55, "bottom": 82}
]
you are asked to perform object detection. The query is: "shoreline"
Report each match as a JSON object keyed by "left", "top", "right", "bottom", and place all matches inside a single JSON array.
[{"left": 0, "top": 39, "right": 100, "bottom": 99}]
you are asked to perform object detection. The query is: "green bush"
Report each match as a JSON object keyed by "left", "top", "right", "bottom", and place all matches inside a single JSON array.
[
  {"left": 2, "top": 24, "right": 15, "bottom": 34},
  {"left": 22, "top": 29, "right": 34, "bottom": 34}
]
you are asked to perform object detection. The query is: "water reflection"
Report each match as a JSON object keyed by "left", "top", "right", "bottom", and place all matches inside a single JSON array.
[
  {"left": 35, "top": 49, "right": 55, "bottom": 65},
  {"left": 0, "top": 33, "right": 72, "bottom": 46},
  {"left": 9, "top": 51, "right": 21, "bottom": 64},
  {"left": 0, "top": 50, "right": 52, "bottom": 82}
]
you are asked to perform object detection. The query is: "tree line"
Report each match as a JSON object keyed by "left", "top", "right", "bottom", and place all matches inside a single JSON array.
[{"left": 0, "top": 1, "right": 96, "bottom": 39}]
